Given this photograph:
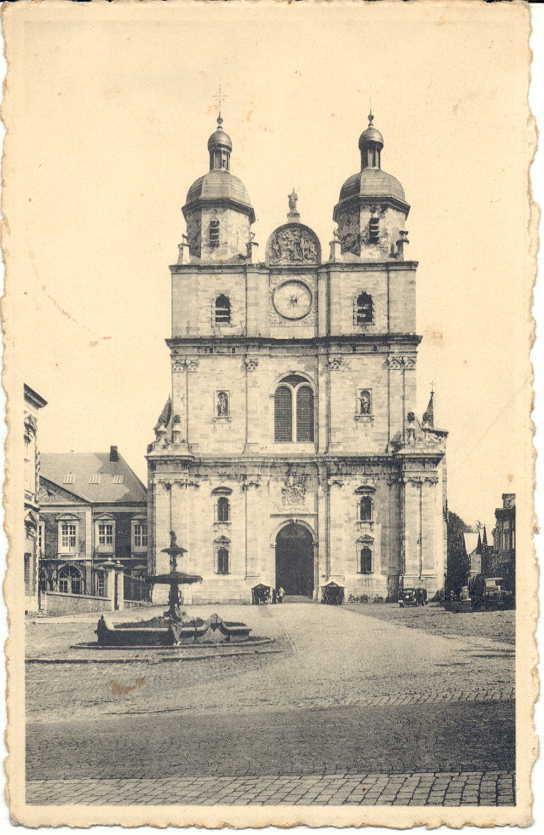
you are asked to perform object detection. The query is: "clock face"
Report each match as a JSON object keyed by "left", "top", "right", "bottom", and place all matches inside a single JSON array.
[{"left": 273, "top": 281, "right": 312, "bottom": 320}]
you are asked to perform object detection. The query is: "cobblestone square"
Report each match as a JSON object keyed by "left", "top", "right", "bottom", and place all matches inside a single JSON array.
[{"left": 26, "top": 603, "right": 515, "bottom": 806}]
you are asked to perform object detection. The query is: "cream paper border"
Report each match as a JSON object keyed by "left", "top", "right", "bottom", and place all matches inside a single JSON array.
[{"left": 2, "top": 0, "right": 537, "bottom": 827}]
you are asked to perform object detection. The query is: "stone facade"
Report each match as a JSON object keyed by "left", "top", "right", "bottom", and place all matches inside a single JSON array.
[
  {"left": 24, "top": 384, "right": 47, "bottom": 612},
  {"left": 39, "top": 447, "right": 148, "bottom": 603},
  {"left": 491, "top": 493, "right": 516, "bottom": 589},
  {"left": 147, "top": 114, "right": 448, "bottom": 604}
]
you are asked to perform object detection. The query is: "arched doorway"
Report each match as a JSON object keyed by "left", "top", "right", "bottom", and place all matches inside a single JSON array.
[{"left": 275, "top": 523, "right": 314, "bottom": 598}]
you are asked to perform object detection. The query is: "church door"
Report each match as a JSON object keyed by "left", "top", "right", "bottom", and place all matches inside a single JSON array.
[{"left": 275, "top": 523, "right": 314, "bottom": 597}]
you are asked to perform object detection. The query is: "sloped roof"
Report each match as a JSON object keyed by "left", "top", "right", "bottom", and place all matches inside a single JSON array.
[{"left": 40, "top": 451, "right": 146, "bottom": 504}]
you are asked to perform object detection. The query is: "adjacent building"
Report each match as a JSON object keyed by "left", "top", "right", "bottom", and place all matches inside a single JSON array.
[
  {"left": 24, "top": 384, "right": 47, "bottom": 612},
  {"left": 146, "top": 113, "right": 448, "bottom": 604},
  {"left": 491, "top": 493, "right": 516, "bottom": 589},
  {"left": 39, "top": 447, "right": 148, "bottom": 598}
]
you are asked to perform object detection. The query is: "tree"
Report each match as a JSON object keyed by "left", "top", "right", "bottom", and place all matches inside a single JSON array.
[{"left": 446, "top": 511, "right": 471, "bottom": 595}]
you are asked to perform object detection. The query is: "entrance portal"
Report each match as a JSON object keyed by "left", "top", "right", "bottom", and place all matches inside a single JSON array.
[{"left": 275, "top": 523, "right": 314, "bottom": 598}]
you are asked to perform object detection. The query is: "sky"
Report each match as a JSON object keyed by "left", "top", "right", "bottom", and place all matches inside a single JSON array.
[{"left": 6, "top": 2, "right": 532, "bottom": 533}]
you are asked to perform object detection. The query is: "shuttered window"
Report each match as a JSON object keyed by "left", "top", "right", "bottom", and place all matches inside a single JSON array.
[
  {"left": 274, "top": 386, "right": 292, "bottom": 442},
  {"left": 215, "top": 295, "right": 231, "bottom": 324},
  {"left": 296, "top": 385, "right": 314, "bottom": 442},
  {"left": 360, "top": 547, "right": 372, "bottom": 574}
]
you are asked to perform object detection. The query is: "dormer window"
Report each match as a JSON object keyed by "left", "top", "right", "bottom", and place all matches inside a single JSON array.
[
  {"left": 214, "top": 294, "right": 231, "bottom": 325},
  {"left": 209, "top": 219, "right": 220, "bottom": 248}
]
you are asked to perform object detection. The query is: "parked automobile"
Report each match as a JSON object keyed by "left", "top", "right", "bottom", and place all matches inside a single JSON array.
[
  {"left": 484, "top": 577, "right": 514, "bottom": 609},
  {"left": 398, "top": 587, "right": 427, "bottom": 607}
]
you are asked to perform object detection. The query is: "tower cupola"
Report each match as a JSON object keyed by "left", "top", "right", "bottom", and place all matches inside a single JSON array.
[
  {"left": 359, "top": 112, "right": 384, "bottom": 169},
  {"left": 332, "top": 112, "right": 410, "bottom": 262},
  {"left": 207, "top": 114, "right": 232, "bottom": 171},
  {"left": 182, "top": 115, "right": 255, "bottom": 263}
]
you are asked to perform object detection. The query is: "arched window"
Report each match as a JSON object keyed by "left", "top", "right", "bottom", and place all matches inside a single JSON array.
[
  {"left": 217, "top": 547, "right": 229, "bottom": 575},
  {"left": 274, "top": 375, "right": 314, "bottom": 443},
  {"left": 296, "top": 385, "right": 314, "bottom": 442},
  {"left": 215, "top": 295, "right": 231, "bottom": 325},
  {"left": 217, "top": 496, "right": 230, "bottom": 522},
  {"left": 209, "top": 219, "right": 220, "bottom": 248},
  {"left": 360, "top": 547, "right": 372, "bottom": 574},
  {"left": 58, "top": 565, "right": 82, "bottom": 595},
  {"left": 274, "top": 386, "right": 293, "bottom": 442},
  {"left": 359, "top": 496, "right": 373, "bottom": 522},
  {"left": 355, "top": 292, "right": 374, "bottom": 325}
]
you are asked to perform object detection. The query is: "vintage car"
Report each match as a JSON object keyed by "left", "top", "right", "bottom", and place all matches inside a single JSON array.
[
  {"left": 321, "top": 581, "right": 344, "bottom": 605},
  {"left": 398, "top": 587, "right": 427, "bottom": 607},
  {"left": 484, "top": 577, "right": 514, "bottom": 609}
]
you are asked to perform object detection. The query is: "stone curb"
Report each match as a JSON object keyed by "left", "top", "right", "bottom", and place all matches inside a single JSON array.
[{"left": 26, "top": 646, "right": 283, "bottom": 665}]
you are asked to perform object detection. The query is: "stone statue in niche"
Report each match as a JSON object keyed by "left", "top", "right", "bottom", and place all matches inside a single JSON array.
[
  {"left": 281, "top": 469, "right": 307, "bottom": 506},
  {"left": 216, "top": 390, "right": 229, "bottom": 417},
  {"left": 268, "top": 224, "right": 320, "bottom": 265},
  {"left": 359, "top": 390, "right": 372, "bottom": 415}
]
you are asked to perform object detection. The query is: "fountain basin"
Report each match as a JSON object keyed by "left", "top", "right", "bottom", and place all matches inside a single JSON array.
[{"left": 96, "top": 614, "right": 252, "bottom": 647}]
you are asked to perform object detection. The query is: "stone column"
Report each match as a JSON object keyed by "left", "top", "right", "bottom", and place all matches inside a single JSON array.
[
  {"left": 243, "top": 357, "right": 259, "bottom": 453},
  {"left": 171, "top": 356, "right": 199, "bottom": 449},
  {"left": 401, "top": 477, "right": 423, "bottom": 585},
  {"left": 316, "top": 464, "right": 329, "bottom": 599},
  {"left": 242, "top": 477, "right": 261, "bottom": 584},
  {"left": 172, "top": 477, "right": 200, "bottom": 605},
  {"left": 150, "top": 481, "right": 173, "bottom": 604},
  {"left": 103, "top": 561, "right": 124, "bottom": 611}
]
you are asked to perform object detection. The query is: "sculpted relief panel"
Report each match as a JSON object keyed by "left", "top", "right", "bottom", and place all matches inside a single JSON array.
[
  {"left": 266, "top": 223, "right": 321, "bottom": 265},
  {"left": 337, "top": 210, "right": 360, "bottom": 255},
  {"left": 186, "top": 214, "right": 202, "bottom": 257}
]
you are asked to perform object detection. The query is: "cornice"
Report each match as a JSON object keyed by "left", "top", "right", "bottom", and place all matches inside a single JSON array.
[
  {"left": 166, "top": 333, "right": 422, "bottom": 348},
  {"left": 170, "top": 260, "right": 419, "bottom": 274},
  {"left": 182, "top": 196, "right": 256, "bottom": 223},
  {"left": 333, "top": 192, "right": 411, "bottom": 219}
]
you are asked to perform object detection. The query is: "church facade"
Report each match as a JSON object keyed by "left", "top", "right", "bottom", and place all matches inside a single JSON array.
[{"left": 146, "top": 113, "right": 447, "bottom": 604}]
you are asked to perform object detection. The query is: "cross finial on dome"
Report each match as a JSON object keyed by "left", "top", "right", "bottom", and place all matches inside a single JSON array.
[
  {"left": 368, "top": 110, "right": 374, "bottom": 126},
  {"left": 213, "top": 84, "right": 227, "bottom": 126}
]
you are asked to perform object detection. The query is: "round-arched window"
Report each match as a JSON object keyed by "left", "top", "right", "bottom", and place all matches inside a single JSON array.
[{"left": 274, "top": 375, "right": 314, "bottom": 443}]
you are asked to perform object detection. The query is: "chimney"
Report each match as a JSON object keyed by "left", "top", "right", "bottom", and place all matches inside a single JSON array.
[{"left": 110, "top": 445, "right": 119, "bottom": 462}]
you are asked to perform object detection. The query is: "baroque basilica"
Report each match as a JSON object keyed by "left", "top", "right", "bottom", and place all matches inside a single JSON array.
[{"left": 146, "top": 112, "right": 447, "bottom": 603}]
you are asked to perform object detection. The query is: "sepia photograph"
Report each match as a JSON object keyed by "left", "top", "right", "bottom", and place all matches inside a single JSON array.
[{"left": 2, "top": 0, "right": 536, "bottom": 827}]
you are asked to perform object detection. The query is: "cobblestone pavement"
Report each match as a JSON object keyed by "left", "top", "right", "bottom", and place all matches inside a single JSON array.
[
  {"left": 26, "top": 603, "right": 515, "bottom": 723},
  {"left": 26, "top": 604, "right": 515, "bottom": 806},
  {"left": 27, "top": 771, "right": 515, "bottom": 806}
]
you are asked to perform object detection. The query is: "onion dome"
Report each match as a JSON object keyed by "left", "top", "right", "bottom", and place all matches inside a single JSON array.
[
  {"left": 359, "top": 112, "right": 384, "bottom": 153},
  {"left": 207, "top": 114, "right": 233, "bottom": 154},
  {"left": 183, "top": 114, "right": 255, "bottom": 223},
  {"left": 334, "top": 112, "right": 409, "bottom": 219},
  {"left": 339, "top": 169, "right": 406, "bottom": 203}
]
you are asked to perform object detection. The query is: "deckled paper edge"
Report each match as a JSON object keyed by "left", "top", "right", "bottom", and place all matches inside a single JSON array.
[{"left": 1, "top": 0, "right": 537, "bottom": 828}]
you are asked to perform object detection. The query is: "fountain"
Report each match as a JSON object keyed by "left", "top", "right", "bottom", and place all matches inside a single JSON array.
[
  {"left": 150, "top": 530, "right": 203, "bottom": 621},
  {"left": 95, "top": 531, "right": 252, "bottom": 646}
]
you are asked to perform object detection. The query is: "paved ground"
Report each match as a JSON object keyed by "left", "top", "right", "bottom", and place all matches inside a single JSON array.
[
  {"left": 344, "top": 602, "right": 516, "bottom": 644},
  {"left": 26, "top": 602, "right": 516, "bottom": 806},
  {"left": 27, "top": 771, "right": 515, "bottom": 806}
]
